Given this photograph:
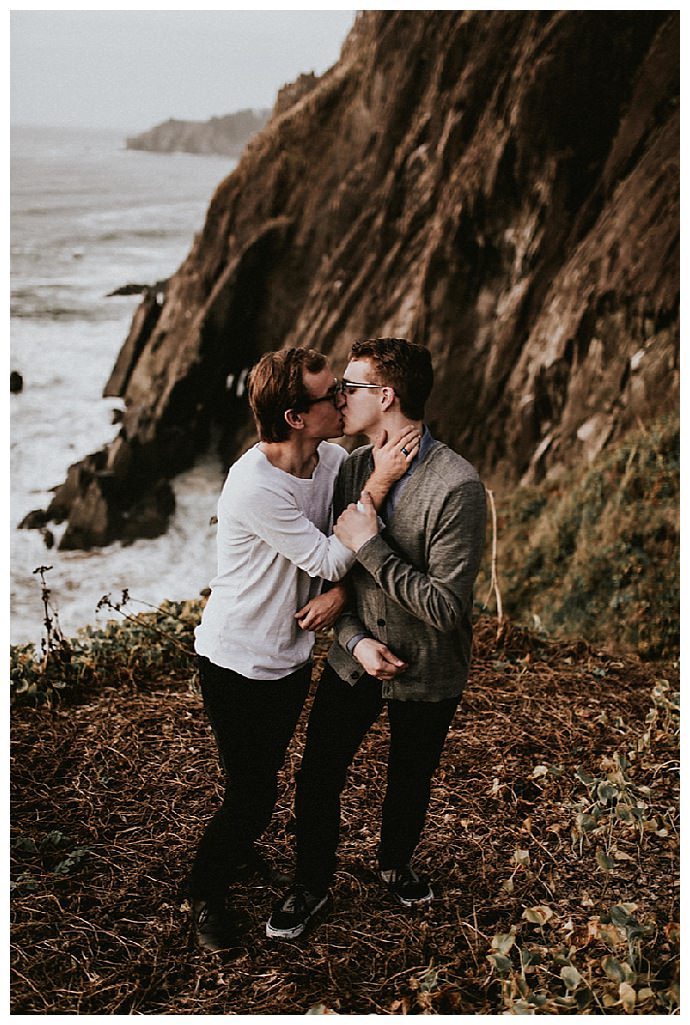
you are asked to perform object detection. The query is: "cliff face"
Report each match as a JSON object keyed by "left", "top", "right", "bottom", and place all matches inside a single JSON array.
[
  {"left": 36, "top": 11, "right": 678, "bottom": 550},
  {"left": 126, "top": 108, "right": 270, "bottom": 157}
]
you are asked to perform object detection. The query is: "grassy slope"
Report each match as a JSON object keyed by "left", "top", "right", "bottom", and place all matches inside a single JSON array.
[{"left": 477, "top": 416, "right": 679, "bottom": 659}]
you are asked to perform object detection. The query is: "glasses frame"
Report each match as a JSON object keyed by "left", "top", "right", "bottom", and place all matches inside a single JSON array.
[
  {"left": 340, "top": 378, "right": 387, "bottom": 394},
  {"left": 291, "top": 380, "right": 342, "bottom": 413}
]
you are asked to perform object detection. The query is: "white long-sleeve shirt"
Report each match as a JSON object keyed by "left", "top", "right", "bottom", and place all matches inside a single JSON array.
[{"left": 194, "top": 442, "right": 353, "bottom": 679}]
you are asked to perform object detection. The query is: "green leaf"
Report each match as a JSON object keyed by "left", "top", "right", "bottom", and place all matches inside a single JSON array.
[
  {"left": 522, "top": 905, "right": 554, "bottom": 926},
  {"left": 575, "top": 767, "right": 596, "bottom": 786},
  {"left": 575, "top": 988, "right": 593, "bottom": 1009},
  {"left": 561, "top": 965, "right": 582, "bottom": 990},
  {"left": 420, "top": 968, "right": 439, "bottom": 993},
  {"left": 596, "top": 848, "right": 615, "bottom": 872},
  {"left": 522, "top": 947, "right": 542, "bottom": 967},
  {"left": 41, "top": 830, "right": 68, "bottom": 850},
  {"left": 12, "top": 836, "right": 38, "bottom": 853},
  {"left": 577, "top": 812, "right": 600, "bottom": 833},
  {"left": 610, "top": 905, "right": 634, "bottom": 927},
  {"left": 53, "top": 847, "right": 89, "bottom": 875},
  {"left": 602, "top": 956, "right": 627, "bottom": 982},
  {"left": 487, "top": 953, "right": 513, "bottom": 977},
  {"left": 597, "top": 782, "right": 619, "bottom": 804},
  {"left": 491, "top": 931, "right": 516, "bottom": 955}
]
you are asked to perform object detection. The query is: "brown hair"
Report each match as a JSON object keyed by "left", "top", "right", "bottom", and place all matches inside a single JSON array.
[
  {"left": 349, "top": 338, "right": 433, "bottom": 420},
  {"left": 247, "top": 347, "right": 327, "bottom": 442}
]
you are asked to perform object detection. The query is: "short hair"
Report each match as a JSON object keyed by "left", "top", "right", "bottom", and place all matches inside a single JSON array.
[
  {"left": 349, "top": 338, "right": 433, "bottom": 420},
  {"left": 247, "top": 347, "right": 327, "bottom": 442}
]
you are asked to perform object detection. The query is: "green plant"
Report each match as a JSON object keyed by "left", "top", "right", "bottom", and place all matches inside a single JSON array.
[
  {"left": 10, "top": 569, "right": 201, "bottom": 707},
  {"left": 477, "top": 416, "right": 679, "bottom": 658}
]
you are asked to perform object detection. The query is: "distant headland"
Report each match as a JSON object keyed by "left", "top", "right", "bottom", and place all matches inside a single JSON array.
[{"left": 126, "top": 108, "right": 271, "bottom": 157}]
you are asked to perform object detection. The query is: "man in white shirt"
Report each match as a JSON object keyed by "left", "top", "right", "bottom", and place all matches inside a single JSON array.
[{"left": 188, "top": 346, "right": 419, "bottom": 951}]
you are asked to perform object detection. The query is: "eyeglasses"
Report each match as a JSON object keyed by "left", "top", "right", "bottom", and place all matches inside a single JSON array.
[
  {"left": 296, "top": 381, "right": 342, "bottom": 410},
  {"left": 340, "top": 378, "right": 387, "bottom": 396}
]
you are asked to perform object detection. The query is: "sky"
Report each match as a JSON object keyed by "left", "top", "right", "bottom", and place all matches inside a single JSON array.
[{"left": 10, "top": 9, "right": 356, "bottom": 133}]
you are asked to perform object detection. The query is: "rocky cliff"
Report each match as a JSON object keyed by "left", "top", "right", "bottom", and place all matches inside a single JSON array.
[
  {"left": 125, "top": 108, "right": 270, "bottom": 157},
  {"left": 31, "top": 11, "right": 678, "bottom": 552}
]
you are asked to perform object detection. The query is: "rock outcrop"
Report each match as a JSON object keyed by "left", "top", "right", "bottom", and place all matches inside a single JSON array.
[
  {"left": 29, "top": 11, "right": 678, "bottom": 550},
  {"left": 126, "top": 108, "right": 270, "bottom": 157}
]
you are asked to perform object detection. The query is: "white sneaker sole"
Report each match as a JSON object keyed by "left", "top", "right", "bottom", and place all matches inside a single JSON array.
[
  {"left": 265, "top": 894, "right": 328, "bottom": 939},
  {"left": 396, "top": 887, "right": 434, "bottom": 907}
]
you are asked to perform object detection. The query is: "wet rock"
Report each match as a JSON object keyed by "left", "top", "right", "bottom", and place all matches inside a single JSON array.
[
  {"left": 18, "top": 508, "right": 48, "bottom": 530},
  {"left": 10, "top": 371, "right": 23, "bottom": 394}
]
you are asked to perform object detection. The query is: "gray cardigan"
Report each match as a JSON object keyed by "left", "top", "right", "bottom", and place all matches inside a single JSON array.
[{"left": 328, "top": 438, "right": 487, "bottom": 701}]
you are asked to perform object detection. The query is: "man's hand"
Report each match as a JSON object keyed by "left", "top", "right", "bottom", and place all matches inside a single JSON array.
[
  {"left": 352, "top": 638, "right": 408, "bottom": 680},
  {"left": 366, "top": 426, "right": 422, "bottom": 510},
  {"left": 334, "top": 490, "right": 379, "bottom": 552},
  {"left": 295, "top": 584, "right": 348, "bottom": 631}
]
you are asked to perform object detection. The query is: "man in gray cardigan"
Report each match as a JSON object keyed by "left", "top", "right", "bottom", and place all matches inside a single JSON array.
[{"left": 267, "top": 337, "right": 486, "bottom": 940}]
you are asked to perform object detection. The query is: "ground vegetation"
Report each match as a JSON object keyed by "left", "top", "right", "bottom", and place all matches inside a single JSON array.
[{"left": 10, "top": 596, "right": 679, "bottom": 1014}]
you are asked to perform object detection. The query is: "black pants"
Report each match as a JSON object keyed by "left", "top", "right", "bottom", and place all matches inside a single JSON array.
[
  {"left": 295, "top": 663, "right": 459, "bottom": 896},
  {"left": 187, "top": 655, "right": 310, "bottom": 901}
]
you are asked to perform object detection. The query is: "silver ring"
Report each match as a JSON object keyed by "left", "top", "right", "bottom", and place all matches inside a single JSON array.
[{"left": 401, "top": 446, "right": 409, "bottom": 456}]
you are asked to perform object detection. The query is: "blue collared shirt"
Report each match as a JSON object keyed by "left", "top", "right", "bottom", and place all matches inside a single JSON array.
[{"left": 383, "top": 424, "right": 434, "bottom": 523}]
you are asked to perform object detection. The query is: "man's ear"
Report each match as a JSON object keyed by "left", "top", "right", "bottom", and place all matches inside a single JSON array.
[
  {"left": 380, "top": 386, "right": 396, "bottom": 413},
  {"left": 284, "top": 408, "right": 304, "bottom": 431}
]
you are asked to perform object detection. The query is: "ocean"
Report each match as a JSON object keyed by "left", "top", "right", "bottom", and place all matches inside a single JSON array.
[{"left": 10, "top": 125, "right": 235, "bottom": 647}]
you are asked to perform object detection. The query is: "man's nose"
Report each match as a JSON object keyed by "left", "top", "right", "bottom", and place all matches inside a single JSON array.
[{"left": 336, "top": 390, "right": 346, "bottom": 409}]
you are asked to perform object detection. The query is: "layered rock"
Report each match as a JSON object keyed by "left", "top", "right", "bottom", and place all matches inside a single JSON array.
[{"left": 28, "top": 11, "right": 678, "bottom": 550}]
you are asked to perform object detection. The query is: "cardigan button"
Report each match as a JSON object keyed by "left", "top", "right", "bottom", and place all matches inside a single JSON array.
[
  {"left": 350, "top": 672, "right": 359, "bottom": 681},
  {"left": 376, "top": 618, "right": 386, "bottom": 626}
]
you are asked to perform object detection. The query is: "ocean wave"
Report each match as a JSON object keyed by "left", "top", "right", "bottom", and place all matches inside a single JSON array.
[
  {"left": 11, "top": 300, "right": 118, "bottom": 322},
  {"left": 92, "top": 227, "right": 177, "bottom": 243},
  {"left": 11, "top": 126, "right": 230, "bottom": 645}
]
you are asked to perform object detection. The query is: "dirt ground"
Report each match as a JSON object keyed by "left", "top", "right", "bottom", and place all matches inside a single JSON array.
[{"left": 10, "top": 617, "right": 679, "bottom": 1014}]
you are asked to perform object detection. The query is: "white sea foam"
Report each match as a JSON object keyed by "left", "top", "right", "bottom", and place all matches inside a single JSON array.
[{"left": 10, "top": 126, "right": 235, "bottom": 645}]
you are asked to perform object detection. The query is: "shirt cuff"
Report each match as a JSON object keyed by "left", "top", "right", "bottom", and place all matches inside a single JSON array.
[
  {"left": 354, "top": 532, "right": 390, "bottom": 569},
  {"left": 346, "top": 633, "right": 367, "bottom": 655}
]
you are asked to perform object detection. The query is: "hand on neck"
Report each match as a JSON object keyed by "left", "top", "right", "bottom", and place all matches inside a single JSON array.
[{"left": 371, "top": 413, "right": 423, "bottom": 446}]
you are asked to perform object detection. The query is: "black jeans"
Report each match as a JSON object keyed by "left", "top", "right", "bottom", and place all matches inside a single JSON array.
[
  {"left": 295, "top": 663, "right": 459, "bottom": 896},
  {"left": 187, "top": 655, "right": 310, "bottom": 901}
]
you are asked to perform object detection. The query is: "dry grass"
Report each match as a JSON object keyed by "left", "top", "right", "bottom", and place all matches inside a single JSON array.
[{"left": 10, "top": 617, "right": 679, "bottom": 1014}]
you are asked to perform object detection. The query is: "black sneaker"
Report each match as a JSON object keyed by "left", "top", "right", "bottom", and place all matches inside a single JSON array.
[
  {"left": 380, "top": 865, "right": 433, "bottom": 906},
  {"left": 265, "top": 884, "right": 328, "bottom": 939},
  {"left": 192, "top": 898, "right": 242, "bottom": 953}
]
